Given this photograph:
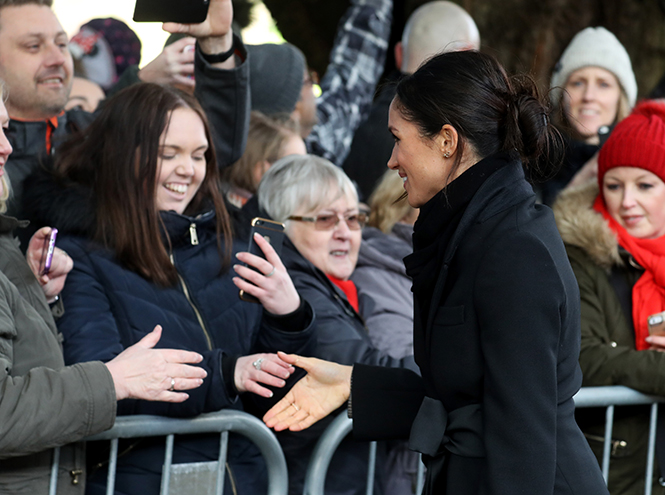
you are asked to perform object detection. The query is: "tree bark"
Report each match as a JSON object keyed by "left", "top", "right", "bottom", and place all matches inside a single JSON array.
[{"left": 260, "top": 0, "right": 665, "bottom": 99}]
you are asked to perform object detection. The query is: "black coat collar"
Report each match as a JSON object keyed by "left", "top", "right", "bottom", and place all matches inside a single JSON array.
[{"left": 418, "top": 155, "right": 534, "bottom": 336}]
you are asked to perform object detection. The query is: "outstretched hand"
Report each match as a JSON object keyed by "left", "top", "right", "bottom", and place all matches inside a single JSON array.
[
  {"left": 263, "top": 352, "right": 352, "bottom": 432},
  {"left": 235, "top": 353, "right": 295, "bottom": 398},
  {"left": 138, "top": 37, "right": 196, "bottom": 88},
  {"left": 106, "top": 325, "right": 207, "bottom": 402}
]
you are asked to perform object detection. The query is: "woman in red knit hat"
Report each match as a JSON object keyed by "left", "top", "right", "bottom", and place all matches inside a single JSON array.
[{"left": 554, "top": 100, "right": 665, "bottom": 495}]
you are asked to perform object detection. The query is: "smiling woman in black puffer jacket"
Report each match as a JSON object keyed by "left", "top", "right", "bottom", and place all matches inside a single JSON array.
[{"left": 24, "top": 83, "right": 315, "bottom": 495}]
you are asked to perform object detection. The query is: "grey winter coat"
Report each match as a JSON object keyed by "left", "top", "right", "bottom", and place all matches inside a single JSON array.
[
  {"left": 352, "top": 224, "right": 414, "bottom": 360},
  {"left": 0, "top": 215, "right": 116, "bottom": 494}
]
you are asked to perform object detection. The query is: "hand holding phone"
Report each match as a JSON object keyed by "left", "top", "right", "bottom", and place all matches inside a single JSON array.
[
  {"left": 39, "top": 228, "right": 58, "bottom": 277},
  {"left": 232, "top": 218, "right": 300, "bottom": 315},
  {"left": 239, "top": 218, "right": 285, "bottom": 303},
  {"left": 648, "top": 311, "right": 665, "bottom": 337}
]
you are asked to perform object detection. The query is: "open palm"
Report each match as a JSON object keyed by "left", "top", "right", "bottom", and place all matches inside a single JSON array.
[{"left": 263, "top": 352, "right": 353, "bottom": 432}]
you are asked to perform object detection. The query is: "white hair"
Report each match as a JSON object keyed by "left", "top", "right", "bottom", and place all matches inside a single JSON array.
[
  {"left": 401, "top": 1, "right": 480, "bottom": 74},
  {"left": 258, "top": 154, "right": 358, "bottom": 227}
]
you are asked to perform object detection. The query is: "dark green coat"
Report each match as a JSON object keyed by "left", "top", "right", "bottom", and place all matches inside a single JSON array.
[
  {"left": 554, "top": 183, "right": 665, "bottom": 495},
  {"left": 0, "top": 215, "right": 116, "bottom": 494}
]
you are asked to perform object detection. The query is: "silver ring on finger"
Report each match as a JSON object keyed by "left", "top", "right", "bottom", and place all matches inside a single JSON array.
[
  {"left": 253, "top": 357, "right": 264, "bottom": 371},
  {"left": 265, "top": 265, "right": 276, "bottom": 277},
  {"left": 291, "top": 402, "right": 300, "bottom": 412},
  {"left": 169, "top": 377, "right": 176, "bottom": 392}
]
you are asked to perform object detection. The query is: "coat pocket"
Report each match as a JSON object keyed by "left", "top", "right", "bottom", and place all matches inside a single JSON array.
[{"left": 432, "top": 305, "right": 465, "bottom": 326}]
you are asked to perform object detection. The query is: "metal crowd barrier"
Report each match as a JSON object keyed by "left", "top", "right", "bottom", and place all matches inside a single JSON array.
[
  {"left": 574, "top": 386, "right": 665, "bottom": 495},
  {"left": 48, "top": 409, "right": 288, "bottom": 495},
  {"left": 302, "top": 386, "right": 665, "bottom": 495},
  {"left": 302, "top": 412, "right": 424, "bottom": 495}
]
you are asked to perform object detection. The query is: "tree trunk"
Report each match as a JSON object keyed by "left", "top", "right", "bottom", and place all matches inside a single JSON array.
[{"left": 260, "top": 0, "right": 665, "bottom": 99}]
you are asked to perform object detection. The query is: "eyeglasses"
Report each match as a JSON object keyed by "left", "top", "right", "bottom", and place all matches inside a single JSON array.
[{"left": 287, "top": 212, "right": 367, "bottom": 231}]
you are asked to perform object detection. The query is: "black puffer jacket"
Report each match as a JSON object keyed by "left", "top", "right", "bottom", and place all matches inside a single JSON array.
[{"left": 25, "top": 176, "right": 315, "bottom": 495}]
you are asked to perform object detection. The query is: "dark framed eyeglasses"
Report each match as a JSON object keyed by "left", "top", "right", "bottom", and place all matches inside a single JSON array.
[{"left": 287, "top": 212, "right": 367, "bottom": 231}]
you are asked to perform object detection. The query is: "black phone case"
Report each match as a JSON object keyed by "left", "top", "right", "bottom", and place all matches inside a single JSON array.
[
  {"left": 239, "top": 219, "right": 285, "bottom": 303},
  {"left": 133, "top": 0, "right": 209, "bottom": 23}
]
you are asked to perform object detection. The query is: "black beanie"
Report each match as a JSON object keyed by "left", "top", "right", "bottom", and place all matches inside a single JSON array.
[{"left": 247, "top": 43, "right": 306, "bottom": 115}]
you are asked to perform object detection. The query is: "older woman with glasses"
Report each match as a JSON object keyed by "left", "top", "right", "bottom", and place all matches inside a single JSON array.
[{"left": 255, "top": 153, "right": 419, "bottom": 495}]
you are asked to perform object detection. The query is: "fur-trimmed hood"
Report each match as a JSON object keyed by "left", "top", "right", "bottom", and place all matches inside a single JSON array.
[{"left": 552, "top": 181, "right": 622, "bottom": 271}]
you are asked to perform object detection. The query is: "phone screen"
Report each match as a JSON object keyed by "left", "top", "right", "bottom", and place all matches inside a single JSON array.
[{"left": 39, "top": 228, "right": 58, "bottom": 277}]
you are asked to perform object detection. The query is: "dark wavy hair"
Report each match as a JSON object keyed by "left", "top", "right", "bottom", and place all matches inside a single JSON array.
[
  {"left": 394, "top": 50, "right": 564, "bottom": 183},
  {"left": 55, "top": 83, "right": 232, "bottom": 286}
]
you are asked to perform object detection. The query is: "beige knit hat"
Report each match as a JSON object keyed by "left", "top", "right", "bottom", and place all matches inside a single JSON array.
[{"left": 550, "top": 27, "right": 637, "bottom": 108}]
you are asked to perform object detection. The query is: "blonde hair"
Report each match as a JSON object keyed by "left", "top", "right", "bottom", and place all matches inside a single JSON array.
[
  {"left": 368, "top": 170, "right": 415, "bottom": 233},
  {"left": 223, "top": 112, "right": 301, "bottom": 194}
]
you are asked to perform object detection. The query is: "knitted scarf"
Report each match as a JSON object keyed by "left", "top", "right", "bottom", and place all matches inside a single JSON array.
[
  {"left": 594, "top": 194, "right": 665, "bottom": 350},
  {"left": 327, "top": 275, "right": 359, "bottom": 312}
]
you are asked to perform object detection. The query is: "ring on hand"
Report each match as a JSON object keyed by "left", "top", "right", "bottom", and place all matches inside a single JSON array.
[
  {"left": 291, "top": 402, "right": 300, "bottom": 412},
  {"left": 253, "top": 357, "right": 264, "bottom": 371},
  {"left": 265, "top": 265, "right": 276, "bottom": 277},
  {"left": 169, "top": 378, "right": 176, "bottom": 392}
]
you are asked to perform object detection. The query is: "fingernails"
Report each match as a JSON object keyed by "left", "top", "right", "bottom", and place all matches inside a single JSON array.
[{"left": 269, "top": 391, "right": 274, "bottom": 398}]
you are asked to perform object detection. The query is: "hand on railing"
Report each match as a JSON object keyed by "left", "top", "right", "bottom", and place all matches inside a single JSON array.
[
  {"left": 263, "top": 352, "right": 352, "bottom": 432},
  {"left": 235, "top": 353, "right": 295, "bottom": 398},
  {"left": 106, "top": 325, "right": 207, "bottom": 402}
]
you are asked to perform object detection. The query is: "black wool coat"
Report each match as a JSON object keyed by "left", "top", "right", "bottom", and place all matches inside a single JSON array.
[{"left": 352, "top": 155, "right": 609, "bottom": 495}]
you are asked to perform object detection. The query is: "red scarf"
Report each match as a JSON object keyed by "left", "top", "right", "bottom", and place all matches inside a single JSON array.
[
  {"left": 593, "top": 194, "right": 665, "bottom": 350},
  {"left": 327, "top": 275, "right": 359, "bottom": 312}
]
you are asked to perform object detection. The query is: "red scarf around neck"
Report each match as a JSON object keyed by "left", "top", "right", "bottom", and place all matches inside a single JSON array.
[
  {"left": 327, "top": 275, "right": 359, "bottom": 312},
  {"left": 593, "top": 194, "right": 665, "bottom": 350}
]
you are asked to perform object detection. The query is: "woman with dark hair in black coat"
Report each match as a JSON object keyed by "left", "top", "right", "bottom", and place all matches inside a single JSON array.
[{"left": 262, "top": 50, "right": 610, "bottom": 494}]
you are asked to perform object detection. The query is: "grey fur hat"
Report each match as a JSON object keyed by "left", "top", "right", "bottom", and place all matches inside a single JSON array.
[
  {"left": 247, "top": 43, "right": 306, "bottom": 115},
  {"left": 550, "top": 27, "right": 637, "bottom": 108}
]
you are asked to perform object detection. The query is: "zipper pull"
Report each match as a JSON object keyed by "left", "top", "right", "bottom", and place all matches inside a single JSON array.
[
  {"left": 70, "top": 469, "right": 83, "bottom": 485},
  {"left": 189, "top": 223, "right": 199, "bottom": 245}
]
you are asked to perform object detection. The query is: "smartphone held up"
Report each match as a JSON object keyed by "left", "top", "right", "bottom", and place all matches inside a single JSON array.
[
  {"left": 39, "top": 228, "right": 58, "bottom": 277},
  {"left": 133, "top": 0, "right": 210, "bottom": 23},
  {"left": 239, "top": 218, "right": 285, "bottom": 303}
]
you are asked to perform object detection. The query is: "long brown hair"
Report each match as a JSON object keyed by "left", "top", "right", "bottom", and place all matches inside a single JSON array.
[{"left": 55, "top": 83, "right": 232, "bottom": 286}]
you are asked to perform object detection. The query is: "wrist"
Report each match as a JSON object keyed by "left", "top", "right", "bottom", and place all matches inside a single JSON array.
[{"left": 198, "top": 31, "right": 233, "bottom": 57}]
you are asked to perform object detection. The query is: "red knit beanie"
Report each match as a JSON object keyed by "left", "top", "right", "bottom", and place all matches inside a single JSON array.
[{"left": 598, "top": 101, "right": 665, "bottom": 188}]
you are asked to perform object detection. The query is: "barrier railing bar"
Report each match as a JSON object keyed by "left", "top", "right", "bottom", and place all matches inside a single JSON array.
[
  {"left": 83, "top": 410, "right": 287, "bottom": 495},
  {"left": 160, "top": 434, "right": 175, "bottom": 495},
  {"left": 645, "top": 403, "right": 658, "bottom": 495},
  {"left": 217, "top": 430, "right": 229, "bottom": 495},
  {"left": 105, "top": 438, "right": 119, "bottom": 495},
  {"left": 601, "top": 405, "right": 614, "bottom": 481},
  {"left": 416, "top": 455, "right": 424, "bottom": 494},
  {"left": 365, "top": 441, "right": 377, "bottom": 495},
  {"left": 303, "top": 412, "right": 353, "bottom": 495},
  {"left": 49, "top": 446, "right": 60, "bottom": 495}
]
